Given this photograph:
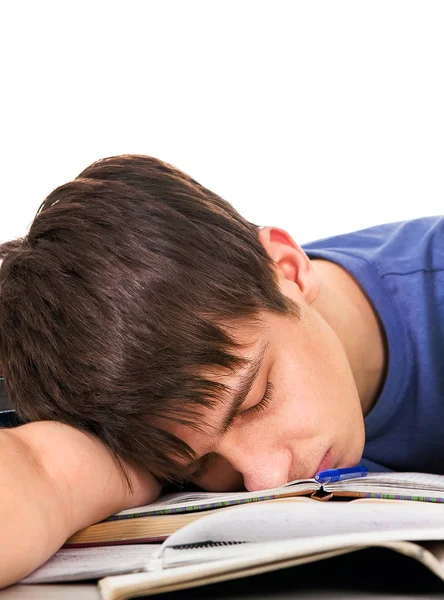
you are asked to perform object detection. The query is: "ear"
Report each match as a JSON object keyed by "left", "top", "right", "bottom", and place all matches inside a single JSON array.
[{"left": 258, "top": 226, "right": 320, "bottom": 305}]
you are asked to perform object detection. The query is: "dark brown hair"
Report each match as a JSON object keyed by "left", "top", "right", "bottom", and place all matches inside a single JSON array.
[{"left": 0, "top": 155, "right": 300, "bottom": 485}]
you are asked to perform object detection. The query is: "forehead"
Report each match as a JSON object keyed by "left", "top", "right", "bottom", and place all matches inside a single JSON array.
[{"left": 152, "top": 319, "right": 270, "bottom": 455}]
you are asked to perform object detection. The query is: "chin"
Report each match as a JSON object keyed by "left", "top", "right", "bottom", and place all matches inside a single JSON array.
[{"left": 340, "top": 442, "right": 365, "bottom": 469}]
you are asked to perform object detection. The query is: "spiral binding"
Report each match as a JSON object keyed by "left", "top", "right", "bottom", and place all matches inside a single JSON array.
[{"left": 170, "top": 540, "right": 246, "bottom": 550}]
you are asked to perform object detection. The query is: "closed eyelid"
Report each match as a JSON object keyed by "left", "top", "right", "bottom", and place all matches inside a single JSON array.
[
  {"left": 217, "top": 340, "right": 270, "bottom": 436},
  {"left": 242, "top": 379, "right": 274, "bottom": 414},
  {"left": 188, "top": 453, "right": 217, "bottom": 479}
]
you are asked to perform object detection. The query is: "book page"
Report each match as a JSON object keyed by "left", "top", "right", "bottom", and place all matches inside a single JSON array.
[
  {"left": 160, "top": 496, "right": 444, "bottom": 561},
  {"left": 107, "top": 473, "right": 444, "bottom": 520},
  {"left": 331, "top": 471, "right": 444, "bottom": 494},
  {"left": 113, "top": 481, "right": 318, "bottom": 519},
  {"left": 99, "top": 546, "right": 359, "bottom": 600},
  {"left": 422, "top": 541, "right": 444, "bottom": 568},
  {"left": 99, "top": 540, "right": 444, "bottom": 600},
  {"left": 21, "top": 545, "right": 160, "bottom": 583}
]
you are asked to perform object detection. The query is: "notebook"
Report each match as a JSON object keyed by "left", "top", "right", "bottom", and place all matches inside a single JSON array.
[
  {"left": 23, "top": 496, "right": 444, "bottom": 600},
  {"left": 65, "top": 471, "right": 444, "bottom": 546}
]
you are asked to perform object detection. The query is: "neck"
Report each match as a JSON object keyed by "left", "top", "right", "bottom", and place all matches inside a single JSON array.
[{"left": 310, "top": 259, "right": 388, "bottom": 416}]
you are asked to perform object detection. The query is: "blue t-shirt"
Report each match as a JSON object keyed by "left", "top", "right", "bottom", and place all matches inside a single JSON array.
[{"left": 303, "top": 216, "right": 444, "bottom": 473}]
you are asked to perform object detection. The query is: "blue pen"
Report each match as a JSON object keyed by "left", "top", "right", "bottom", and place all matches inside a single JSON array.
[{"left": 315, "top": 465, "right": 368, "bottom": 484}]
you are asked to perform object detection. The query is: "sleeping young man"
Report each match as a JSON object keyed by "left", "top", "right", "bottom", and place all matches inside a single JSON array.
[{"left": 0, "top": 154, "right": 443, "bottom": 586}]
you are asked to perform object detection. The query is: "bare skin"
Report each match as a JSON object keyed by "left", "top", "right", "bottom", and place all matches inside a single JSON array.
[
  {"left": 158, "top": 226, "right": 388, "bottom": 492},
  {"left": 0, "top": 422, "right": 161, "bottom": 588}
]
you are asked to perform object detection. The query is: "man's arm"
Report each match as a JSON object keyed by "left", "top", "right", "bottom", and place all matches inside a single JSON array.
[{"left": 0, "top": 421, "right": 162, "bottom": 588}]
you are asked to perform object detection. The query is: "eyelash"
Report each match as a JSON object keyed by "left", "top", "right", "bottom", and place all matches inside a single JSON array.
[
  {"left": 188, "top": 381, "right": 275, "bottom": 480},
  {"left": 189, "top": 455, "right": 213, "bottom": 480},
  {"left": 243, "top": 380, "right": 275, "bottom": 415}
]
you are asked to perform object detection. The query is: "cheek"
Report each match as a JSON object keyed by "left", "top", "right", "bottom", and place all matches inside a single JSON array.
[
  {"left": 276, "top": 354, "right": 359, "bottom": 448},
  {"left": 191, "top": 456, "right": 244, "bottom": 492},
  {"left": 271, "top": 366, "right": 326, "bottom": 439}
]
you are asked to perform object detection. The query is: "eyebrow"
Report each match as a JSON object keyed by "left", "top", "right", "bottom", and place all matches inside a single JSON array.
[
  {"left": 218, "top": 339, "right": 270, "bottom": 436},
  {"left": 185, "top": 340, "right": 270, "bottom": 479}
]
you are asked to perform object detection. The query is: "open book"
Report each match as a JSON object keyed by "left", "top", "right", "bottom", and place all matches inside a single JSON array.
[
  {"left": 23, "top": 496, "right": 444, "bottom": 599},
  {"left": 66, "top": 472, "right": 444, "bottom": 546}
]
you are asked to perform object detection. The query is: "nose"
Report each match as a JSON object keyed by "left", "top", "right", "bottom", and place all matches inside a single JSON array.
[
  {"left": 242, "top": 461, "right": 290, "bottom": 492},
  {"left": 218, "top": 438, "right": 291, "bottom": 492}
]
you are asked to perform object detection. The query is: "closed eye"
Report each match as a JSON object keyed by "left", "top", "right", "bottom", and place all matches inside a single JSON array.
[
  {"left": 188, "top": 381, "right": 275, "bottom": 481},
  {"left": 187, "top": 453, "right": 217, "bottom": 480},
  {"left": 242, "top": 380, "right": 275, "bottom": 415}
]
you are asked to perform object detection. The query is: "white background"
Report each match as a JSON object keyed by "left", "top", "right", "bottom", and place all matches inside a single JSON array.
[{"left": 1, "top": 0, "right": 443, "bottom": 245}]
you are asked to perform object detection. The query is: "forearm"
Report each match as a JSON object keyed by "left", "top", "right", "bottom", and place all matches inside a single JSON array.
[
  {"left": 0, "top": 422, "right": 161, "bottom": 587},
  {"left": 0, "top": 427, "right": 70, "bottom": 586}
]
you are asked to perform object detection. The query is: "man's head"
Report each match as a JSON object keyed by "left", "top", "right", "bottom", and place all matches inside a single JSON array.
[
  {"left": 158, "top": 226, "right": 366, "bottom": 491},
  {"left": 0, "top": 155, "right": 365, "bottom": 490}
]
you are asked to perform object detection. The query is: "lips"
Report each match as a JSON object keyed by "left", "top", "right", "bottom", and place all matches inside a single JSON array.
[{"left": 313, "top": 447, "right": 334, "bottom": 477}]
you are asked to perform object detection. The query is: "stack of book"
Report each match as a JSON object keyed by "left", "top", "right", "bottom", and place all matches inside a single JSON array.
[{"left": 22, "top": 470, "right": 444, "bottom": 598}]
